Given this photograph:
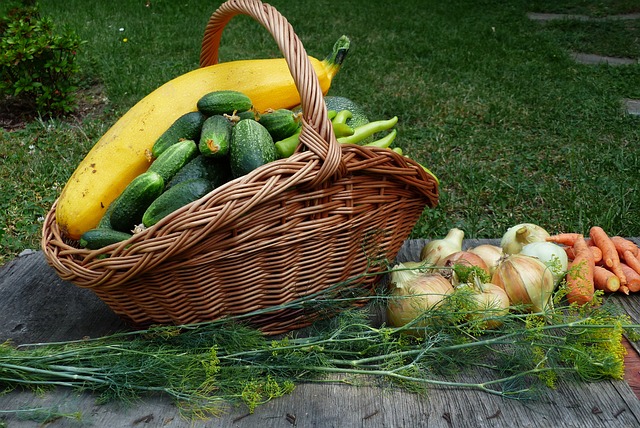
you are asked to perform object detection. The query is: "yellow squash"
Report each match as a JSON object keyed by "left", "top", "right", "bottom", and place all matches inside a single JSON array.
[{"left": 56, "top": 37, "right": 350, "bottom": 240}]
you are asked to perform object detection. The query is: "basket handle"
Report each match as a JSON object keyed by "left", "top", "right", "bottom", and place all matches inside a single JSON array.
[{"left": 199, "top": 0, "right": 346, "bottom": 186}]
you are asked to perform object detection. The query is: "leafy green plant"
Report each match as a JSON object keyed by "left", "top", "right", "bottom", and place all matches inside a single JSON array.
[{"left": 0, "top": 4, "right": 83, "bottom": 116}]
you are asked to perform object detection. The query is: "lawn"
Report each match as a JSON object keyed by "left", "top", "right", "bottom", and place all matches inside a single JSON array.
[{"left": 1, "top": 0, "right": 639, "bottom": 265}]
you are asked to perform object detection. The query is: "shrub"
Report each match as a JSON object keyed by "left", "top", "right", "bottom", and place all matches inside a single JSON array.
[{"left": 0, "top": 4, "right": 83, "bottom": 116}]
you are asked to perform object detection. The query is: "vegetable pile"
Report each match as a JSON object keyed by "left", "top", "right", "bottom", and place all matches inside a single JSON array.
[
  {"left": 78, "top": 89, "right": 413, "bottom": 249},
  {"left": 402, "top": 223, "right": 640, "bottom": 326},
  {"left": 547, "top": 227, "right": 640, "bottom": 300},
  {"left": 55, "top": 36, "right": 353, "bottom": 240}
]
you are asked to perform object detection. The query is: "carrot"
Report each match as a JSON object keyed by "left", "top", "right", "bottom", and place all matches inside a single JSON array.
[
  {"left": 622, "top": 250, "right": 640, "bottom": 276},
  {"left": 546, "top": 233, "right": 583, "bottom": 246},
  {"left": 564, "top": 245, "right": 602, "bottom": 264},
  {"left": 565, "top": 236, "right": 595, "bottom": 305},
  {"left": 611, "top": 236, "right": 639, "bottom": 257},
  {"left": 593, "top": 266, "right": 620, "bottom": 293},
  {"left": 589, "top": 226, "right": 626, "bottom": 285},
  {"left": 619, "top": 263, "right": 640, "bottom": 293}
]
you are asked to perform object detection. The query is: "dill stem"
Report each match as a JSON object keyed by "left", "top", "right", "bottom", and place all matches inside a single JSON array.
[{"left": 259, "top": 363, "right": 550, "bottom": 398}]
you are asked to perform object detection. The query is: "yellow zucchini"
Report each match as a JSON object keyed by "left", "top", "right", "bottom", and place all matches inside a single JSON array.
[{"left": 56, "top": 36, "right": 350, "bottom": 239}]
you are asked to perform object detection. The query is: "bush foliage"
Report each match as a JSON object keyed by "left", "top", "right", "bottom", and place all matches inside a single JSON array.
[{"left": 0, "top": 3, "right": 83, "bottom": 116}]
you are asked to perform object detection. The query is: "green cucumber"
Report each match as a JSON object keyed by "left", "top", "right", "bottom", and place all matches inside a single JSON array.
[
  {"left": 152, "top": 111, "right": 206, "bottom": 157},
  {"left": 148, "top": 139, "right": 198, "bottom": 184},
  {"left": 167, "top": 154, "right": 231, "bottom": 189},
  {"left": 109, "top": 171, "right": 165, "bottom": 233},
  {"left": 236, "top": 110, "right": 259, "bottom": 121},
  {"left": 198, "top": 115, "right": 233, "bottom": 157},
  {"left": 79, "top": 228, "right": 132, "bottom": 250},
  {"left": 257, "top": 109, "right": 301, "bottom": 141},
  {"left": 97, "top": 196, "right": 119, "bottom": 229},
  {"left": 197, "top": 90, "right": 253, "bottom": 116},
  {"left": 142, "top": 178, "right": 213, "bottom": 227},
  {"left": 230, "top": 119, "right": 277, "bottom": 178}
]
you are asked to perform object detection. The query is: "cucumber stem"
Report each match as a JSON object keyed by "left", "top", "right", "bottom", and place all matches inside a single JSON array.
[{"left": 323, "top": 35, "right": 351, "bottom": 78}]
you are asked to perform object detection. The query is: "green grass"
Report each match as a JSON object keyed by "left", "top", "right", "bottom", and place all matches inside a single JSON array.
[
  {"left": 1, "top": 0, "right": 640, "bottom": 265},
  {"left": 528, "top": 0, "right": 640, "bottom": 16}
]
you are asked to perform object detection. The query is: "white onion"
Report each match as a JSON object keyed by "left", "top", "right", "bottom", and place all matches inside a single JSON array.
[
  {"left": 501, "top": 223, "right": 550, "bottom": 255},
  {"left": 491, "top": 254, "right": 555, "bottom": 313},
  {"left": 520, "top": 241, "right": 568, "bottom": 284},
  {"left": 456, "top": 281, "right": 510, "bottom": 329},
  {"left": 386, "top": 263, "right": 454, "bottom": 329},
  {"left": 468, "top": 244, "right": 503, "bottom": 274},
  {"left": 420, "top": 228, "right": 464, "bottom": 265}
]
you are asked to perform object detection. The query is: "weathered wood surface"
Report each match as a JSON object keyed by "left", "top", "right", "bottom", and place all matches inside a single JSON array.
[{"left": 1, "top": 240, "right": 640, "bottom": 427}]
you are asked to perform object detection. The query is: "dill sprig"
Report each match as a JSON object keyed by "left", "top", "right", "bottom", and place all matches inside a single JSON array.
[{"left": 0, "top": 271, "right": 637, "bottom": 420}]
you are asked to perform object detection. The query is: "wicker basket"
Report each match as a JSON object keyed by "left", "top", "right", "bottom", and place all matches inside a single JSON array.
[{"left": 41, "top": 0, "right": 439, "bottom": 335}]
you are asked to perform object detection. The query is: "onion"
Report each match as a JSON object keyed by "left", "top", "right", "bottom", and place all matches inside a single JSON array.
[
  {"left": 386, "top": 262, "right": 454, "bottom": 329},
  {"left": 443, "top": 251, "right": 490, "bottom": 276},
  {"left": 501, "top": 223, "right": 550, "bottom": 255},
  {"left": 491, "top": 254, "right": 555, "bottom": 313},
  {"left": 420, "top": 228, "right": 464, "bottom": 265},
  {"left": 520, "top": 241, "right": 568, "bottom": 284},
  {"left": 468, "top": 244, "right": 503, "bottom": 275},
  {"left": 457, "top": 281, "right": 510, "bottom": 329}
]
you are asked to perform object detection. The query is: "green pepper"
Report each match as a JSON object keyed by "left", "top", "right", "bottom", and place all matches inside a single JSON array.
[{"left": 337, "top": 116, "right": 398, "bottom": 145}]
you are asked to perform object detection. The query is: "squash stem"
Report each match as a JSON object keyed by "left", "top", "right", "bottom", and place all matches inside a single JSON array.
[{"left": 322, "top": 35, "right": 351, "bottom": 78}]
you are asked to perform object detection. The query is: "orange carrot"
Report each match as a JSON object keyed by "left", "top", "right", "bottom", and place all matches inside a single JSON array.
[
  {"left": 622, "top": 250, "right": 640, "bottom": 275},
  {"left": 589, "top": 226, "right": 626, "bottom": 285},
  {"left": 619, "top": 263, "right": 640, "bottom": 293},
  {"left": 611, "top": 236, "right": 639, "bottom": 257},
  {"left": 546, "top": 233, "right": 583, "bottom": 246},
  {"left": 564, "top": 245, "right": 602, "bottom": 264},
  {"left": 593, "top": 266, "right": 620, "bottom": 293},
  {"left": 566, "top": 236, "right": 595, "bottom": 305}
]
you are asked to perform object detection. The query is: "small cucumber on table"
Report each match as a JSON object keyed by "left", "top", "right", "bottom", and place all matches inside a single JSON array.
[
  {"left": 199, "top": 115, "right": 233, "bottom": 157},
  {"left": 109, "top": 171, "right": 165, "bottom": 233},
  {"left": 142, "top": 178, "right": 213, "bottom": 227},
  {"left": 197, "top": 90, "right": 253, "bottom": 116},
  {"left": 148, "top": 139, "right": 198, "bottom": 183},
  {"left": 152, "top": 111, "right": 206, "bottom": 157},
  {"left": 230, "top": 119, "right": 277, "bottom": 178}
]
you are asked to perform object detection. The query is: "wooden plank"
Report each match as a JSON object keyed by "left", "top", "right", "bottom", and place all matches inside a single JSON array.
[{"left": 1, "top": 242, "right": 640, "bottom": 427}]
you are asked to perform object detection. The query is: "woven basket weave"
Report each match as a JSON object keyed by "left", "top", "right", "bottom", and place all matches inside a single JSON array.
[{"left": 41, "top": 0, "right": 439, "bottom": 335}]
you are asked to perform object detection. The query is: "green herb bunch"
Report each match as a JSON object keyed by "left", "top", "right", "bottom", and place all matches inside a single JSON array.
[{"left": 0, "top": 275, "right": 637, "bottom": 420}]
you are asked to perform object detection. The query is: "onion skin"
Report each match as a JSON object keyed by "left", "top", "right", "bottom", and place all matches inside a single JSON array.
[
  {"left": 468, "top": 244, "right": 503, "bottom": 275},
  {"left": 520, "top": 241, "right": 568, "bottom": 284},
  {"left": 387, "top": 271, "right": 454, "bottom": 330},
  {"left": 443, "top": 251, "right": 490, "bottom": 275},
  {"left": 491, "top": 254, "right": 555, "bottom": 313},
  {"left": 501, "top": 223, "right": 550, "bottom": 255},
  {"left": 420, "top": 228, "right": 464, "bottom": 265},
  {"left": 457, "top": 282, "right": 510, "bottom": 329}
]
